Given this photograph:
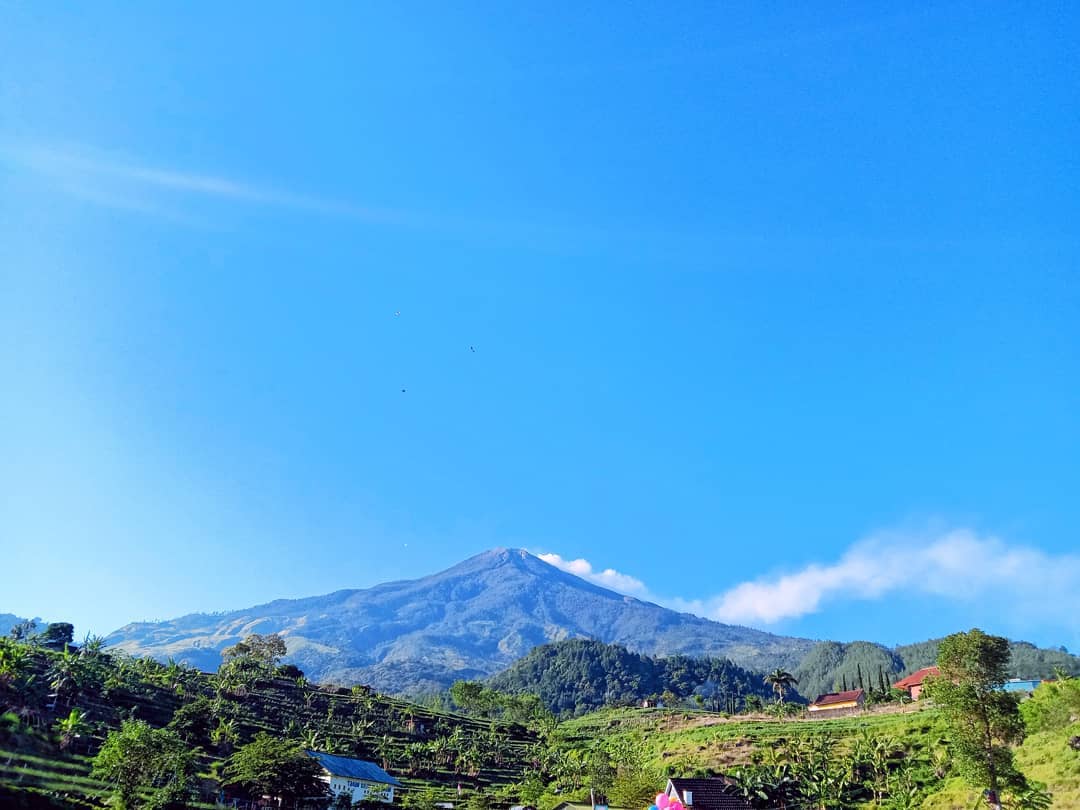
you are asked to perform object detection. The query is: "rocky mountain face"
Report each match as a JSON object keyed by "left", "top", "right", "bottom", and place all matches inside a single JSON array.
[{"left": 104, "top": 548, "right": 817, "bottom": 693}]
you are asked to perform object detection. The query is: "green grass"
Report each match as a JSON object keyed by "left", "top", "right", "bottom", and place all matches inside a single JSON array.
[
  {"left": 1014, "top": 721, "right": 1080, "bottom": 807},
  {"left": 560, "top": 704, "right": 949, "bottom": 771}
]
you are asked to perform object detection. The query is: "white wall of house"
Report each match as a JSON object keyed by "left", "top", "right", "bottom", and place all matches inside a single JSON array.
[{"left": 324, "top": 775, "right": 395, "bottom": 803}]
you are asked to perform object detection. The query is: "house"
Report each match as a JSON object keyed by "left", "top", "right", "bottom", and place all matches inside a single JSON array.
[
  {"left": 305, "top": 751, "right": 402, "bottom": 804},
  {"left": 807, "top": 688, "right": 865, "bottom": 716},
  {"left": 892, "top": 666, "right": 940, "bottom": 700},
  {"left": 665, "top": 777, "right": 754, "bottom": 810}
]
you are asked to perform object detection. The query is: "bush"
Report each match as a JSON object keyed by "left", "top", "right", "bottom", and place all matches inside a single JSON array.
[{"left": 1020, "top": 679, "right": 1080, "bottom": 734}]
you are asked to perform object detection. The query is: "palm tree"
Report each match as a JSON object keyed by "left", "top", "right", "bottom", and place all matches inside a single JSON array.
[
  {"left": 763, "top": 669, "right": 798, "bottom": 705},
  {"left": 53, "top": 708, "right": 90, "bottom": 751},
  {"left": 0, "top": 640, "right": 30, "bottom": 689},
  {"left": 48, "top": 645, "right": 86, "bottom": 708}
]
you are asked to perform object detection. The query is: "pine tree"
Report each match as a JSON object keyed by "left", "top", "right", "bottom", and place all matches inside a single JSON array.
[{"left": 857, "top": 664, "right": 865, "bottom": 691}]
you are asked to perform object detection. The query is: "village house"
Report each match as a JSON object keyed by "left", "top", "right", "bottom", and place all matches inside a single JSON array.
[
  {"left": 892, "top": 666, "right": 940, "bottom": 700},
  {"left": 665, "top": 776, "right": 754, "bottom": 810},
  {"left": 305, "top": 751, "right": 402, "bottom": 804},
  {"left": 807, "top": 688, "right": 865, "bottom": 717}
]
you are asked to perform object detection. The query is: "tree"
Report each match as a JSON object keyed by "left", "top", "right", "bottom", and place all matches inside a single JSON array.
[
  {"left": 37, "top": 623, "right": 74, "bottom": 651},
  {"left": 53, "top": 708, "right": 91, "bottom": 751},
  {"left": 744, "top": 695, "right": 764, "bottom": 713},
  {"left": 48, "top": 645, "right": 88, "bottom": 706},
  {"left": 92, "top": 720, "right": 198, "bottom": 809},
  {"left": 449, "top": 680, "right": 490, "bottom": 715},
  {"left": 221, "top": 633, "right": 288, "bottom": 667},
  {"left": 0, "top": 638, "right": 30, "bottom": 690},
  {"left": 925, "top": 629, "right": 1025, "bottom": 809},
  {"left": 9, "top": 620, "right": 37, "bottom": 641},
  {"left": 763, "top": 669, "right": 798, "bottom": 705},
  {"left": 224, "top": 732, "right": 328, "bottom": 808}
]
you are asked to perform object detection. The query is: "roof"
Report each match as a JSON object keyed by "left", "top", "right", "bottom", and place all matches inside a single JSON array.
[
  {"left": 810, "top": 688, "right": 864, "bottom": 707},
  {"left": 892, "top": 666, "right": 940, "bottom": 690},
  {"left": 304, "top": 751, "right": 402, "bottom": 786},
  {"left": 667, "top": 777, "right": 751, "bottom": 810}
]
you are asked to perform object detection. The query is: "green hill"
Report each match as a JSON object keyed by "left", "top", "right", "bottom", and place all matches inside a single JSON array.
[
  {"left": 488, "top": 639, "right": 777, "bottom": 715},
  {"left": 0, "top": 636, "right": 539, "bottom": 808}
]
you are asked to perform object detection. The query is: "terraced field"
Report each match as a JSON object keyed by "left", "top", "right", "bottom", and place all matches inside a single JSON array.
[{"left": 1, "top": 644, "right": 540, "bottom": 808}]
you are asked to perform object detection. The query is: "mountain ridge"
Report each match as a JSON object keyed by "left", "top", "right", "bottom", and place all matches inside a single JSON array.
[
  {"left": 99, "top": 548, "right": 1080, "bottom": 695},
  {"left": 104, "top": 548, "right": 816, "bottom": 692}
]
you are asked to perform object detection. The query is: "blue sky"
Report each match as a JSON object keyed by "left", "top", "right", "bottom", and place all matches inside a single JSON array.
[{"left": 1, "top": 3, "right": 1077, "bottom": 653}]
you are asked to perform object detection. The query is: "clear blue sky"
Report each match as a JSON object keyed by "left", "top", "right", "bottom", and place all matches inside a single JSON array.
[{"left": 2, "top": 3, "right": 1077, "bottom": 652}]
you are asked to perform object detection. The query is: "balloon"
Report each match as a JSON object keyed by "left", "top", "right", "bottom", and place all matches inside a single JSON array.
[
  {"left": 670, "top": 801, "right": 683, "bottom": 810},
  {"left": 656, "top": 795, "right": 670, "bottom": 809}
]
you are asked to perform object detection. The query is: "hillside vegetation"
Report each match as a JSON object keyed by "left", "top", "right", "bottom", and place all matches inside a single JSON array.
[
  {"left": 488, "top": 639, "right": 778, "bottom": 715},
  {"left": 0, "top": 630, "right": 540, "bottom": 808}
]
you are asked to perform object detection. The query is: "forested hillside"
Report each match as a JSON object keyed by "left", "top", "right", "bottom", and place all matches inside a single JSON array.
[
  {"left": 793, "top": 641, "right": 905, "bottom": 702},
  {"left": 487, "top": 639, "right": 777, "bottom": 715},
  {"left": 0, "top": 629, "right": 541, "bottom": 808},
  {"left": 790, "top": 637, "right": 1080, "bottom": 704},
  {"left": 896, "top": 638, "right": 1079, "bottom": 677}
]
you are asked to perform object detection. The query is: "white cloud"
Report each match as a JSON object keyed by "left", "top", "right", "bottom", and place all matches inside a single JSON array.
[
  {"left": 538, "top": 530, "right": 1080, "bottom": 637},
  {"left": 536, "top": 552, "right": 649, "bottom": 597},
  {"left": 704, "top": 528, "right": 1080, "bottom": 625}
]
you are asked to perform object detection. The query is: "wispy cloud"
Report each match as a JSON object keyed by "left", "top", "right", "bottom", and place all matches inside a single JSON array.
[
  {"left": 701, "top": 529, "right": 1080, "bottom": 624},
  {"left": 536, "top": 552, "right": 649, "bottom": 597},
  {"left": 2, "top": 142, "right": 405, "bottom": 224},
  {"left": 539, "top": 529, "right": 1080, "bottom": 636}
]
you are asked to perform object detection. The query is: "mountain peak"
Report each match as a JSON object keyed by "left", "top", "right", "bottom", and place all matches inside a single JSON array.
[
  {"left": 439, "top": 547, "right": 536, "bottom": 576},
  {"left": 105, "top": 548, "right": 817, "bottom": 693}
]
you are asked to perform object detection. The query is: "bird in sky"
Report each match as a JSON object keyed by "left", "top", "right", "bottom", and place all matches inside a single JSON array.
[{"left": 469, "top": 346, "right": 475, "bottom": 352}]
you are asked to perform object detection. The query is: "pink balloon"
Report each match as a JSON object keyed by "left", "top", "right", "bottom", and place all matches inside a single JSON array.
[
  {"left": 656, "top": 796, "right": 670, "bottom": 810},
  {"left": 670, "top": 801, "right": 683, "bottom": 810}
]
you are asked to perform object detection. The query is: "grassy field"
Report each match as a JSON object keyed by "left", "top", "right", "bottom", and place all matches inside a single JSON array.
[
  {"left": 560, "top": 705, "right": 1080, "bottom": 809},
  {"left": 561, "top": 703, "right": 948, "bottom": 769}
]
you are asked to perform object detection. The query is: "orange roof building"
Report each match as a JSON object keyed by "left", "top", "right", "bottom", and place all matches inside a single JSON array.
[{"left": 892, "top": 666, "right": 940, "bottom": 700}]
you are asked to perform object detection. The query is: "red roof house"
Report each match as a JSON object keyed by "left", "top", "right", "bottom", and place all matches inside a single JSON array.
[
  {"left": 892, "top": 666, "right": 940, "bottom": 700},
  {"left": 808, "top": 688, "right": 865, "bottom": 716}
]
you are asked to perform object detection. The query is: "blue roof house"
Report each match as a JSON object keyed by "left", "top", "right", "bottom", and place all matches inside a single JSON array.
[{"left": 306, "top": 751, "right": 403, "bottom": 804}]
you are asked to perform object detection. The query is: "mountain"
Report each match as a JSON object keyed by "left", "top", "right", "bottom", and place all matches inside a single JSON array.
[
  {"left": 105, "top": 548, "right": 816, "bottom": 692},
  {"left": 0, "top": 613, "right": 43, "bottom": 637}
]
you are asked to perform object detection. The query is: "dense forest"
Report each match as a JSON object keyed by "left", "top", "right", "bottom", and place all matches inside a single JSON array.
[{"left": 487, "top": 639, "right": 777, "bottom": 715}]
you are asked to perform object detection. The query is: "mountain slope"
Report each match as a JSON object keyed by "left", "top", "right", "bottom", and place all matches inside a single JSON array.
[{"left": 105, "top": 548, "right": 816, "bottom": 692}]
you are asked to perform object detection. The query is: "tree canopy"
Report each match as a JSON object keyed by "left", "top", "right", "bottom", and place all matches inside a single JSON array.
[
  {"left": 91, "top": 720, "right": 197, "bottom": 810},
  {"left": 224, "top": 732, "right": 328, "bottom": 807},
  {"left": 926, "top": 629, "right": 1026, "bottom": 806}
]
